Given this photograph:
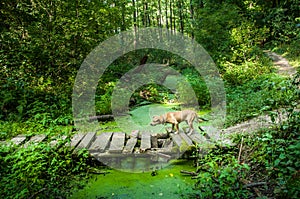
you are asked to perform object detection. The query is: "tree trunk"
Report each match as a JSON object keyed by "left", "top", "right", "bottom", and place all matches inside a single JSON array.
[
  {"left": 170, "top": 0, "right": 173, "bottom": 33},
  {"left": 158, "top": 0, "right": 162, "bottom": 27},
  {"left": 179, "top": 0, "right": 184, "bottom": 33},
  {"left": 165, "top": 0, "right": 169, "bottom": 30},
  {"left": 190, "top": 0, "right": 194, "bottom": 38}
]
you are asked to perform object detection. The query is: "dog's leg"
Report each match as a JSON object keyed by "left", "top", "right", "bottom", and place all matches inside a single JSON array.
[
  {"left": 175, "top": 123, "right": 179, "bottom": 133},
  {"left": 187, "top": 120, "right": 194, "bottom": 135},
  {"left": 169, "top": 114, "right": 179, "bottom": 133}
]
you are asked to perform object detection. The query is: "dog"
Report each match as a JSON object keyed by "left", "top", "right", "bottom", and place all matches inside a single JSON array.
[{"left": 150, "top": 110, "right": 208, "bottom": 133}]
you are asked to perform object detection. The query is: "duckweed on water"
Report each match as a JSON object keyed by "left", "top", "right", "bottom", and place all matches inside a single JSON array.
[{"left": 70, "top": 160, "right": 198, "bottom": 199}]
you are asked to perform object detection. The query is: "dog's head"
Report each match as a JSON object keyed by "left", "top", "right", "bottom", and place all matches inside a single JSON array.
[{"left": 150, "top": 115, "right": 164, "bottom": 126}]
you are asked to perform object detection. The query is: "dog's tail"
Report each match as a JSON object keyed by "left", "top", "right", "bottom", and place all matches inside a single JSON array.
[
  {"left": 198, "top": 117, "right": 208, "bottom": 122},
  {"left": 197, "top": 116, "right": 208, "bottom": 132}
]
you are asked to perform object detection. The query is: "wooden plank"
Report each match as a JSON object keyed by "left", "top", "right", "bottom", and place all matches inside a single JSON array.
[
  {"left": 9, "top": 135, "right": 27, "bottom": 146},
  {"left": 140, "top": 132, "right": 151, "bottom": 151},
  {"left": 189, "top": 132, "right": 206, "bottom": 144},
  {"left": 108, "top": 132, "right": 125, "bottom": 153},
  {"left": 23, "top": 134, "right": 47, "bottom": 148},
  {"left": 202, "top": 126, "right": 220, "bottom": 141},
  {"left": 161, "top": 139, "right": 173, "bottom": 153},
  {"left": 130, "top": 130, "right": 140, "bottom": 138},
  {"left": 171, "top": 133, "right": 183, "bottom": 147},
  {"left": 151, "top": 135, "right": 158, "bottom": 148},
  {"left": 123, "top": 138, "right": 137, "bottom": 154},
  {"left": 76, "top": 132, "right": 96, "bottom": 150},
  {"left": 89, "top": 132, "right": 113, "bottom": 153},
  {"left": 67, "top": 134, "right": 86, "bottom": 148},
  {"left": 179, "top": 132, "right": 193, "bottom": 146}
]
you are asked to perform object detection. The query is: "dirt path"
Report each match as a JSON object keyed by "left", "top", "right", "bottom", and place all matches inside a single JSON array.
[
  {"left": 221, "top": 51, "right": 296, "bottom": 135},
  {"left": 222, "top": 111, "right": 286, "bottom": 135},
  {"left": 264, "top": 50, "right": 297, "bottom": 76}
]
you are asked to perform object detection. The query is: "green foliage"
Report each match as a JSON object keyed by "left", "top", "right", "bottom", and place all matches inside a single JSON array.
[
  {"left": 194, "top": 106, "right": 299, "bottom": 198},
  {"left": 222, "top": 21, "right": 274, "bottom": 84},
  {"left": 181, "top": 68, "right": 210, "bottom": 107},
  {"left": 0, "top": 139, "right": 92, "bottom": 198},
  {"left": 95, "top": 82, "right": 115, "bottom": 115},
  {"left": 194, "top": 3, "right": 242, "bottom": 64},
  {"left": 1, "top": 0, "right": 299, "bottom": 198},
  {"left": 234, "top": 109, "right": 300, "bottom": 198},
  {"left": 194, "top": 146, "right": 250, "bottom": 198},
  {"left": 222, "top": 59, "right": 273, "bottom": 85},
  {"left": 226, "top": 74, "right": 298, "bottom": 126},
  {"left": 0, "top": 121, "right": 73, "bottom": 140}
]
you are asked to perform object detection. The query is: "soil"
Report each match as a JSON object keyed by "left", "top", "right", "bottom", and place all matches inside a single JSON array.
[{"left": 264, "top": 50, "right": 297, "bottom": 76}]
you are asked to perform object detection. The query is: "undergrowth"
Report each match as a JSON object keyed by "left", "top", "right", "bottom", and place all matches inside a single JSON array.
[
  {"left": 192, "top": 73, "right": 300, "bottom": 198},
  {"left": 0, "top": 136, "right": 96, "bottom": 199},
  {"left": 226, "top": 73, "right": 298, "bottom": 126},
  {"left": 192, "top": 107, "right": 299, "bottom": 198}
]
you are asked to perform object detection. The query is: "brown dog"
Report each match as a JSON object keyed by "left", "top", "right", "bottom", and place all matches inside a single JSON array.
[{"left": 150, "top": 110, "right": 208, "bottom": 133}]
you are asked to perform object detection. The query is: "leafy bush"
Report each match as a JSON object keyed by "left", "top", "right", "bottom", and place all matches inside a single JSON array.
[
  {"left": 226, "top": 74, "right": 297, "bottom": 126},
  {"left": 193, "top": 107, "right": 299, "bottom": 198},
  {"left": 194, "top": 145, "right": 250, "bottom": 198},
  {"left": 0, "top": 139, "right": 92, "bottom": 199},
  {"left": 0, "top": 76, "right": 73, "bottom": 127},
  {"left": 181, "top": 68, "right": 210, "bottom": 107},
  {"left": 221, "top": 21, "right": 274, "bottom": 84},
  {"left": 0, "top": 121, "right": 73, "bottom": 140},
  {"left": 222, "top": 59, "right": 273, "bottom": 85},
  {"left": 232, "top": 109, "right": 300, "bottom": 198}
]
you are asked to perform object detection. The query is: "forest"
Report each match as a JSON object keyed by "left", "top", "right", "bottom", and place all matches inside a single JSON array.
[{"left": 1, "top": 0, "right": 299, "bottom": 198}]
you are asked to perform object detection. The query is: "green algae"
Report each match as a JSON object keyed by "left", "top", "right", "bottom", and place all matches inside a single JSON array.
[
  {"left": 99, "top": 104, "right": 210, "bottom": 134},
  {"left": 72, "top": 105, "right": 211, "bottom": 198},
  {"left": 69, "top": 160, "right": 198, "bottom": 199}
]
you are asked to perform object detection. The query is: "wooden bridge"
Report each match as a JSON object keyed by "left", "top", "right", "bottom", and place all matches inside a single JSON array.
[{"left": 2, "top": 127, "right": 231, "bottom": 171}]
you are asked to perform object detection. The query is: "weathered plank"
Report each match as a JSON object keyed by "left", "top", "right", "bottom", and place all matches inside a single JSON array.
[
  {"left": 108, "top": 132, "right": 125, "bottom": 153},
  {"left": 161, "top": 139, "right": 173, "bottom": 153},
  {"left": 23, "top": 134, "right": 47, "bottom": 148},
  {"left": 189, "top": 132, "right": 206, "bottom": 144},
  {"left": 123, "top": 138, "right": 137, "bottom": 154},
  {"left": 76, "top": 132, "right": 96, "bottom": 150},
  {"left": 151, "top": 135, "right": 158, "bottom": 148},
  {"left": 67, "top": 133, "right": 86, "bottom": 148},
  {"left": 140, "top": 132, "right": 151, "bottom": 151},
  {"left": 89, "top": 132, "right": 113, "bottom": 153},
  {"left": 9, "top": 135, "right": 27, "bottom": 146},
  {"left": 202, "top": 126, "right": 220, "bottom": 141},
  {"left": 179, "top": 132, "right": 193, "bottom": 146},
  {"left": 171, "top": 133, "right": 183, "bottom": 147},
  {"left": 130, "top": 130, "right": 140, "bottom": 138}
]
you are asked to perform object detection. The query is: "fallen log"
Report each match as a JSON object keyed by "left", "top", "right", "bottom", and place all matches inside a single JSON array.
[
  {"left": 180, "top": 170, "right": 198, "bottom": 176},
  {"left": 75, "top": 113, "right": 129, "bottom": 122}
]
